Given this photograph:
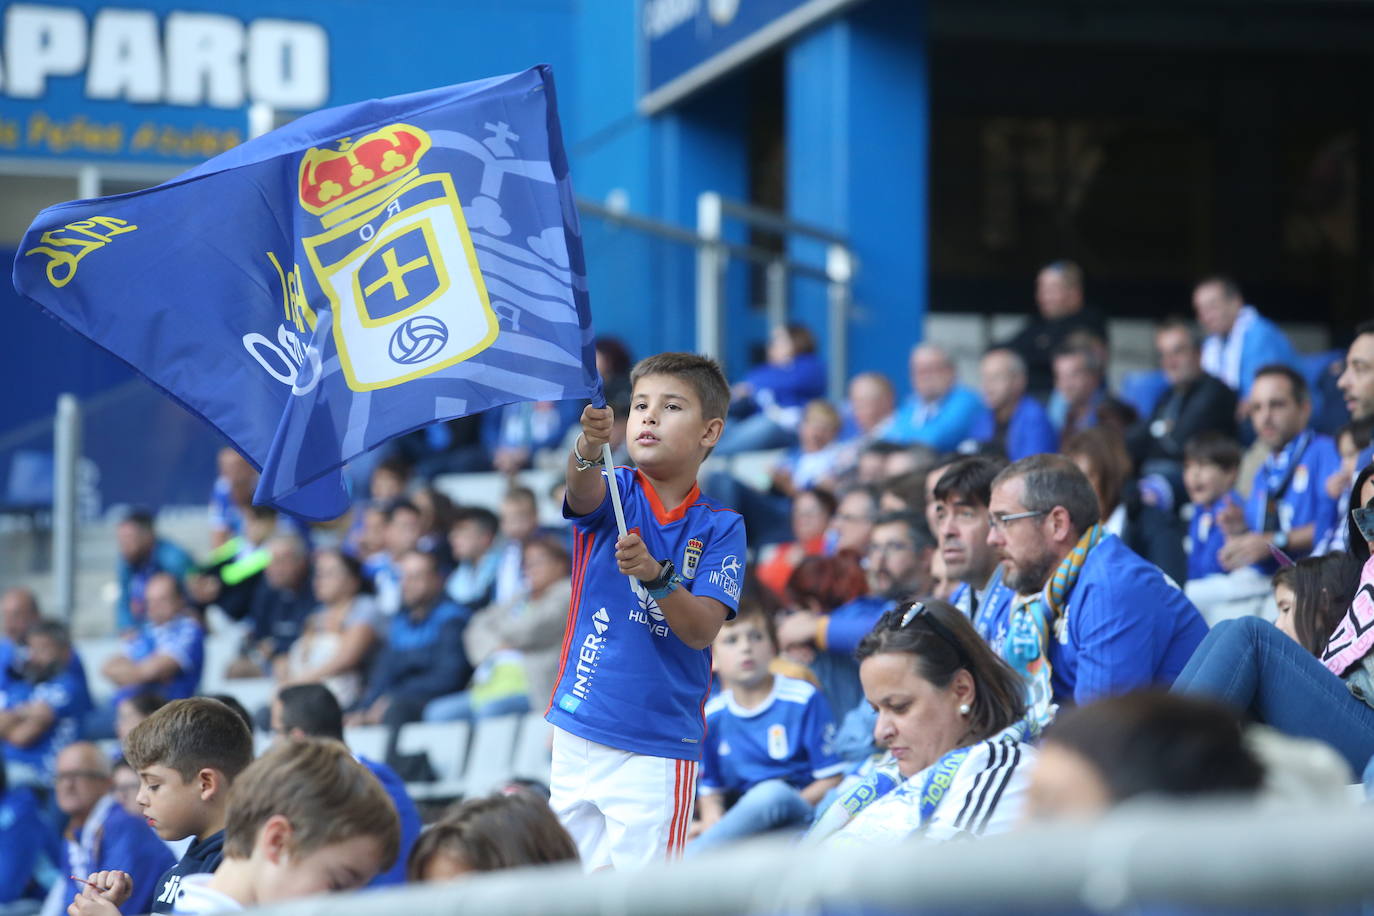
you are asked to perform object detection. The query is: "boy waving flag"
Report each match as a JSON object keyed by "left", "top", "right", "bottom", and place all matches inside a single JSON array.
[{"left": 12, "top": 65, "right": 600, "bottom": 521}]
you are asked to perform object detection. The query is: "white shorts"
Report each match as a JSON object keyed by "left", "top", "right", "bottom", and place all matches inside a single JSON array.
[{"left": 549, "top": 727, "right": 696, "bottom": 871}]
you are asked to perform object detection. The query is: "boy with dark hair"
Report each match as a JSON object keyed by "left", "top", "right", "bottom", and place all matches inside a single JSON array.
[
  {"left": 270, "top": 684, "right": 420, "bottom": 887},
  {"left": 690, "top": 605, "right": 842, "bottom": 852},
  {"left": 446, "top": 506, "right": 502, "bottom": 611},
  {"left": 547, "top": 352, "right": 746, "bottom": 870},
  {"left": 1183, "top": 432, "right": 1245, "bottom": 583},
  {"left": 71, "top": 740, "right": 398, "bottom": 916},
  {"left": 87, "top": 696, "right": 254, "bottom": 913}
]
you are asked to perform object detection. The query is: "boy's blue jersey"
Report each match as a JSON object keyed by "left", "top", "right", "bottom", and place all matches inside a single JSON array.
[
  {"left": 700, "top": 675, "right": 844, "bottom": 796},
  {"left": 1187, "top": 491, "right": 1237, "bottom": 580},
  {"left": 546, "top": 468, "right": 746, "bottom": 760},
  {"left": 0, "top": 668, "right": 87, "bottom": 778},
  {"left": 1245, "top": 432, "right": 1341, "bottom": 569}
]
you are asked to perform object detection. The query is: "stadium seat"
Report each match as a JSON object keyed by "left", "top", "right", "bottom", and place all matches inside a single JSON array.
[
  {"left": 395, "top": 720, "right": 471, "bottom": 801},
  {"left": 511, "top": 715, "right": 553, "bottom": 785},
  {"left": 253, "top": 730, "right": 273, "bottom": 757},
  {"left": 216, "top": 677, "right": 276, "bottom": 717},
  {"left": 463, "top": 714, "right": 522, "bottom": 798},
  {"left": 343, "top": 724, "right": 389, "bottom": 763},
  {"left": 74, "top": 637, "right": 127, "bottom": 706}
]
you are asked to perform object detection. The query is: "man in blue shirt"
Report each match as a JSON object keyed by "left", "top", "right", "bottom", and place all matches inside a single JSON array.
[
  {"left": 987, "top": 454, "right": 1207, "bottom": 706},
  {"left": 271, "top": 684, "right": 420, "bottom": 887},
  {"left": 114, "top": 509, "right": 195, "bottom": 633},
  {"left": 0, "top": 621, "right": 89, "bottom": 785},
  {"left": 881, "top": 344, "right": 983, "bottom": 452},
  {"left": 103, "top": 573, "right": 205, "bottom": 705},
  {"left": 932, "top": 456, "right": 1014, "bottom": 653},
  {"left": 965, "top": 349, "right": 1058, "bottom": 462},
  {"left": 1221, "top": 366, "right": 1341, "bottom": 574},
  {"left": 350, "top": 550, "right": 471, "bottom": 731},
  {"left": 1194, "top": 275, "right": 1299, "bottom": 413},
  {"left": 44, "top": 741, "right": 173, "bottom": 916}
]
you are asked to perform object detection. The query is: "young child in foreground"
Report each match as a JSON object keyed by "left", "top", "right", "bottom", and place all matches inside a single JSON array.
[
  {"left": 75, "top": 697, "right": 254, "bottom": 915},
  {"left": 71, "top": 738, "right": 399, "bottom": 915},
  {"left": 689, "top": 604, "right": 844, "bottom": 853},
  {"left": 545, "top": 353, "right": 747, "bottom": 869}
]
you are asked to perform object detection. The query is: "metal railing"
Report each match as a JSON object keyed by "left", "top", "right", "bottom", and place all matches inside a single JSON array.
[{"left": 238, "top": 802, "right": 1373, "bottom": 916}]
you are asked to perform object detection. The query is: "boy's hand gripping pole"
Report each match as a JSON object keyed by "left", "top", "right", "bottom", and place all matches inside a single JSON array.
[{"left": 590, "top": 390, "right": 635, "bottom": 590}]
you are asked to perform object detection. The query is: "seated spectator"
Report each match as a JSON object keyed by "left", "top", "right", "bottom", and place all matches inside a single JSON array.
[
  {"left": 596, "top": 336, "right": 635, "bottom": 409},
  {"left": 349, "top": 550, "right": 472, "bottom": 733},
  {"left": 494, "top": 487, "right": 540, "bottom": 606},
  {"left": 483, "top": 399, "right": 581, "bottom": 476},
  {"left": 853, "top": 440, "right": 905, "bottom": 485},
  {"left": 931, "top": 456, "right": 1013, "bottom": 641},
  {"left": 411, "top": 485, "right": 457, "bottom": 562},
  {"left": 1126, "top": 318, "right": 1238, "bottom": 511},
  {"left": 111, "top": 759, "right": 141, "bottom": 817},
  {"left": 881, "top": 344, "right": 982, "bottom": 452},
  {"left": 365, "top": 499, "right": 424, "bottom": 614},
  {"left": 368, "top": 456, "right": 412, "bottom": 506},
  {"left": 812, "top": 600, "right": 1035, "bottom": 845},
  {"left": 1063, "top": 428, "right": 1187, "bottom": 585},
  {"left": 0, "top": 587, "right": 40, "bottom": 683},
  {"left": 0, "top": 621, "right": 88, "bottom": 785},
  {"left": 188, "top": 506, "right": 278, "bottom": 623},
  {"left": 424, "top": 534, "right": 572, "bottom": 722},
  {"left": 1173, "top": 469, "right": 1374, "bottom": 773},
  {"left": 689, "top": 606, "right": 843, "bottom": 852},
  {"left": 227, "top": 535, "right": 315, "bottom": 680},
  {"left": 997, "top": 260, "right": 1109, "bottom": 399},
  {"left": 280, "top": 549, "right": 382, "bottom": 711},
  {"left": 964, "top": 348, "right": 1058, "bottom": 462},
  {"left": 1183, "top": 432, "right": 1245, "bottom": 583},
  {"left": 1026, "top": 692, "right": 1263, "bottom": 821},
  {"left": 826, "top": 484, "right": 879, "bottom": 556},
  {"left": 778, "top": 514, "right": 933, "bottom": 719},
  {"left": 877, "top": 468, "right": 932, "bottom": 516},
  {"left": 987, "top": 455, "right": 1206, "bottom": 718},
  {"left": 407, "top": 791, "right": 578, "bottom": 880},
  {"left": 1338, "top": 321, "right": 1374, "bottom": 469},
  {"left": 834, "top": 372, "right": 897, "bottom": 475},
  {"left": 115, "top": 508, "right": 194, "bottom": 633},
  {"left": 1049, "top": 340, "right": 1136, "bottom": 437},
  {"left": 1193, "top": 275, "right": 1300, "bottom": 415},
  {"left": 72, "top": 739, "right": 399, "bottom": 916},
  {"left": 41, "top": 742, "right": 173, "bottom": 916},
  {"left": 755, "top": 489, "right": 836, "bottom": 596},
  {"left": 114, "top": 693, "right": 165, "bottom": 755},
  {"left": 207, "top": 447, "right": 259, "bottom": 551},
  {"left": 445, "top": 507, "right": 502, "bottom": 612},
  {"left": 1317, "top": 416, "right": 1374, "bottom": 554},
  {"left": 0, "top": 759, "right": 53, "bottom": 906},
  {"left": 706, "top": 400, "right": 845, "bottom": 549},
  {"left": 1222, "top": 366, "right": 1341, "bottom": 574},
  {"left": 1271, "top": 552, "right": 1363, "bottom": 655},
  {"left": 271, "top": 684, "right": 420, "bottom": 887},
  {"left": 717, "top": 323, "right": 826, "bottom": 455},
  {"left": 102, "top": 572, "right": 205, "bottom": 705}
]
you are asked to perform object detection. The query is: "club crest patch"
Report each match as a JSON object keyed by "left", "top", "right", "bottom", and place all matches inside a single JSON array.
[{"left": 683, "top": 537, "right": 704, "bottom": 579}]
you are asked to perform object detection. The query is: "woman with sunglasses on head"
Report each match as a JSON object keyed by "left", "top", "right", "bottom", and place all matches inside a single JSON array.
[
  {"left": 1173, "top": 463, "right": 1374, "bottom": 773},
  {"left": 811, "top": 599, "right": 1035, "bottom": 846}
]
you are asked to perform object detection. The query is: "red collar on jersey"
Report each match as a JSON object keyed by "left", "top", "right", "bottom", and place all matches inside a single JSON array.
[{"left": 635, "top": 470, "right": 701, "bottom": 525}]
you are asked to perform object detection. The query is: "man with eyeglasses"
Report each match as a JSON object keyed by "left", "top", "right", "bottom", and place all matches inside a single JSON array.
[
  {"left": 41, "top": 742, "right": 172, "bottom": 916},
  {"left": 987, "top": 455, "right": 1206, "bottom": 709},
  {"left": 931, "top": 456, "right": 1014, "bottom": 652}
]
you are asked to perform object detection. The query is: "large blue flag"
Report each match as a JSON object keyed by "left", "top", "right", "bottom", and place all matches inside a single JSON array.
[{"left": 12, "top": 65, "right": 601, "bottom": 520}]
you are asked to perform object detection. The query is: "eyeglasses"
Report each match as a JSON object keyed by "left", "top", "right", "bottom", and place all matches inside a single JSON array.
[
  {"left": 988, "top": 509, "right": 1048, "bottom": 531},
  {"left": 898, "top": 601, "right": 970, "bottom": 667},
  {"left": 1352, "top": 506, "right": 1374, "bottom": 544},
  {"left": 55, "top": 770, "right": 108, "bottom": 784}
]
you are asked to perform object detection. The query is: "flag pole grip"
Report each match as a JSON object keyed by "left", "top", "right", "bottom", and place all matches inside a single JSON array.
[{"left": 600, "top": 443, "right": 637, "bottom": 591}]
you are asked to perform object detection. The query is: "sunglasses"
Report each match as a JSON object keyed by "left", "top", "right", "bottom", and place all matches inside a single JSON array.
[
  {"left": 898, "top": 601, "right": 970, "bottom": 666},
  {"left": 1353, "top": 506, "right": 1374, "bottom": 545}
]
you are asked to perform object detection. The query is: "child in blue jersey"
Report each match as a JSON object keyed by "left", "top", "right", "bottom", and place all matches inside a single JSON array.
[
  {"left": 546, "top": 352, "right": 746, "bottom": 870},
  {"left": 1182, "top": 432, "right": 1244, "bottom": 582},
  {"left": 690, "top": 605, "right": 843, "bottom": 853}
]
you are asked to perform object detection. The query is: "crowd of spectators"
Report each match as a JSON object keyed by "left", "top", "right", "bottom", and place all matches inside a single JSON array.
[{"left": 1, "top": 262, "right": 1372, "bottom": 910}]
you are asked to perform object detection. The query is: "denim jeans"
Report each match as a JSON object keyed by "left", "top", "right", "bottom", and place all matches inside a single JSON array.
[
  {"left": 687, "top": 779, "right": 812, "bottom": 856},
  {"left": 421, "top": 690, "right": 531, "bottom": 723},
  {"left": 1172, "top": 616, "right": 1374, "bottom": 773}
]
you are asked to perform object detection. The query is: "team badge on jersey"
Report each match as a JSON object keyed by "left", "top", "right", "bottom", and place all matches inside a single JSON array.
[
  {"left": 683, "top": 538, "right": 704, "bottom": 579},
  {"left": 1293, "top": 464, "right": 1309, "bottom": 495},
  {"left": 767, "top": 723, "right": 789, "bottom": 760}
]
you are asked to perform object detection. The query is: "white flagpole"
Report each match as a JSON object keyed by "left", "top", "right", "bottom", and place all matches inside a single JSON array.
[{"left": 600, "top": 442, "right": 637, "bottom": 591}]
